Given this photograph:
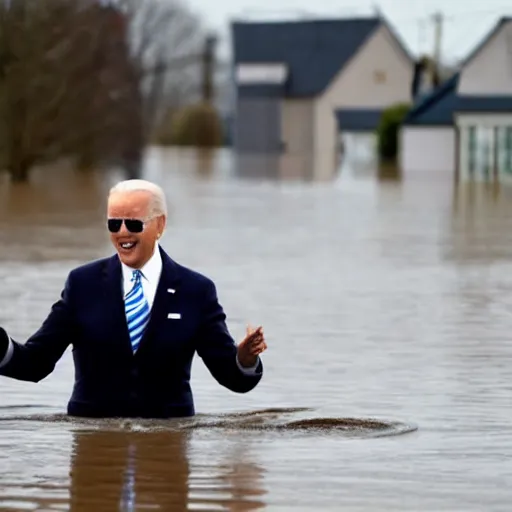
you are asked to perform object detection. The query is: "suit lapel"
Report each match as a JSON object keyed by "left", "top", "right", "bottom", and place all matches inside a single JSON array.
[
  {"left": 102, "top": 255, "right": 133, "bottom": 357},
  {"left": 135, "top": 246, "right": 181, "bottom": 355}
]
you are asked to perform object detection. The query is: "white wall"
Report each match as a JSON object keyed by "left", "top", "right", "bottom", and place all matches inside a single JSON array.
[
  {"left": 278, "top": 99, "right": 316, "bottom": 179},
  {"left": 281, "top": 99, "right": 315, "bottom": 153},
  {"left": 400, "top": 127, "right": 455, "bottom": 173},
  {"left": 458, "top": 20, "right": 512, "bottom": 95},
  {"left": 322, "top": 25, "right": 413, "bottom": 109}
]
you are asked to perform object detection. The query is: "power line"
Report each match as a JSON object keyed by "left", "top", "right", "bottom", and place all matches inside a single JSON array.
[
  {"left": 442, "top": 17, "right": 499, "bottom": 63},
  {"left": 432, "top": 11, "right": 443, "bottom": 68},
  {"left": 378, "top": 6, "right": 512, "bottom": 24},
  {"left": 390, "top": 8, "right": 509, "bottom": 62},
  {"left": 230, "top": 5, "right": 511, "bottom": 24}
]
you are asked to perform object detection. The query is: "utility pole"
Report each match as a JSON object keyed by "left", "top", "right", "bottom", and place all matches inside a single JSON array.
[
  {"left": 201, "top": 34, "right": 217, "bottom": 104},
  {"left": 431, "top": 11, "right": 443, "bottom": 86},
  {"left": 372, "top": 3, "right": 382, "bottom": 17},
  {"left": 417, "top": 19, "right": 426, "bottom": 57}
]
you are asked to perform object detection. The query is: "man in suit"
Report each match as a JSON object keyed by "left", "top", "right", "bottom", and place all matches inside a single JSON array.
[{"left": 0, "top": 179, "right": 266, "bottom": 418}]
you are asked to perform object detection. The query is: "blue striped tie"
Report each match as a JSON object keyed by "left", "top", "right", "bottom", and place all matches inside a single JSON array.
[{"left": 125, "top": 270, "right": 150, "bottom": 353}]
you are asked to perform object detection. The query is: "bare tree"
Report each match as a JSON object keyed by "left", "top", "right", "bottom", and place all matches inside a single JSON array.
[
  {"left": 0, "top": 0, "right": 208, "bottom": 182},
  {"left": 0, "top": 0, "right": 68, "bottom": 181},
  {"left": 0, "top": 0, "right": 143, "bottom": 180},
  {"left": 119, "top": 0, "right": 207, "bottom": 137}
]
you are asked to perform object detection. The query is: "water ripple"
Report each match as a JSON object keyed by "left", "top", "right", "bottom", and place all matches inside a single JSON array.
[{"left": 0, "top": 407, "right": 416, "bottom": 438}]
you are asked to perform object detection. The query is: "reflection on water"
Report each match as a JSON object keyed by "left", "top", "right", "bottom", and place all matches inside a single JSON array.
[
  {"left": 69, "top": 430, "right": 190, "bottom": 511},
  {"left": 0, "top": 164, "right": 113, "bottom": 263},
  {"left": 1, "top": 148, "right": 512, "bottom": 510},
  {"left": 233, "top": 153, "right": 341, "bottom": 182},
  {"left": 377, "top": 162, "right": 402, "bottom": 182},
  {"left": 0, "top": 425, "right": 267, "bottom": 511},
  {"left": 446, "top": 180, "right": 512, "bottom": 264}
]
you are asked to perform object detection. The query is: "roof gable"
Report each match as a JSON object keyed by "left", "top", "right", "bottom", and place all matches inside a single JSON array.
[
  {"left": 231, "top": 17, "right": 382, "bottom": 97},
  {"left": 459, "top": 17, "right": 512, "bottom": 70}
]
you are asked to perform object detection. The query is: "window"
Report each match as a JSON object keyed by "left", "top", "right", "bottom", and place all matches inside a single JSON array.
[
  {"left": 373, "top": 70, "right": 386, "bottom": 83},
  {"left": 467, "top": 126, "right": 477, "bottom": 174},
  {"left": 505, "top": 127, "right": 512, "bottom": 174}
]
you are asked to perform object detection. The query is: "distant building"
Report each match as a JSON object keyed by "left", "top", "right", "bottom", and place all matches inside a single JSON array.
[
  {"left": 231, "top": 15, "right": 414, "bottom": 178},
  {"left": 401, "top": 17, "right": 512, "bottom": 179}
]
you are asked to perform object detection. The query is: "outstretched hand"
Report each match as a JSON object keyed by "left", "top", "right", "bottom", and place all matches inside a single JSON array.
[{"left": 237, "top": 324, "right": 267, "bottom": 368}]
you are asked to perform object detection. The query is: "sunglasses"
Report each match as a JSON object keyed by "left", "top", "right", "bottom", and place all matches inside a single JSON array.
[{"left": 107, "top": 218, "right": 148, "bottom": 233}]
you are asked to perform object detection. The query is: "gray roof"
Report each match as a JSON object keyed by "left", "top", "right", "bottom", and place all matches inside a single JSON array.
[
  {"left": 457, "top": 96, "right": 512, "bottom": 112},
  {"left": 403, "top": 73, "right": 459, "bottom": 126},
  {"left": 335, "top": 109, "right": 383, "bottom": 131},
  {"left": 237, "top": 84, "right": 285, "bottom": 97},
  {"left": 231, "top": 17, "right": 406, "bottom": 97}
]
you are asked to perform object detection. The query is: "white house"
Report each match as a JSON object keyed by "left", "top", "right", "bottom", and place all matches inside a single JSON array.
[
  {"left": 231, "top": 15, "right": 414, "bottom": 179},
  {"left": 400, "top": 17, "right": 512, "bottom": 179}
]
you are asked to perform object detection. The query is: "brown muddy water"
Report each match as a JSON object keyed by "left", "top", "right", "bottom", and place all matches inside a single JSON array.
[{"left": 0, "top": 148, "right": 511, "bottom": 510}]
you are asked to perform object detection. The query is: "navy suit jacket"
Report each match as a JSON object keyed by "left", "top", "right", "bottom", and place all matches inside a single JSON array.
[{"left": 0, "top": 246, "right": 263, "bottom": 418}]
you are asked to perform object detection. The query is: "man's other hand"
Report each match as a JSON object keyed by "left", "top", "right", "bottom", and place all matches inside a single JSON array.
[
  {"left": 0, "top": 328, "right": 8, "bottom": 360},
  {"left": 237, "top": 324, "right": 267, "bottom": 368}
]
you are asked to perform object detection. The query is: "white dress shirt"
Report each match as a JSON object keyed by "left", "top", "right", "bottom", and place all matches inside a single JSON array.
[
  {"left": 121, "top": 242, "right": 162, "bottom": 308},
  {"left": 1, "top": 243, "right": 260, "bottom": 375}
]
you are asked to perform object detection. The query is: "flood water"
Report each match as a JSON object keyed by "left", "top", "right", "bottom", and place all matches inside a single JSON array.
[{"left": 0, "top": 148, "right": 512, "bottom": 510}]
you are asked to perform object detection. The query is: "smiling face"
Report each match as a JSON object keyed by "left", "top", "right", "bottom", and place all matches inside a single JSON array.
[{"left": 107, "top": 190, "right": 166, "bottom": 269}]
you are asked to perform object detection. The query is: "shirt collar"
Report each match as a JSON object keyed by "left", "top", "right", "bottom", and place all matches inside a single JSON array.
[{"left": 120, "top": 242, "right": 162, "bottom": 284}]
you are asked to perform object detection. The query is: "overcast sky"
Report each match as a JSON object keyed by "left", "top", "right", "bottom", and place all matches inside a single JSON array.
[{"left": 186, "top": 0, "right": 511, "bottom": 64}]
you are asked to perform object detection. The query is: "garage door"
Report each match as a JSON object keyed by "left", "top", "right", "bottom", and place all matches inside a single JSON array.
[{"left": 234, "top": 97, "right": 282, "bottom": 153}]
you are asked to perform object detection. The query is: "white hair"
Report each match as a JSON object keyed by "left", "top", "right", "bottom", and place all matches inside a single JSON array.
[{"left": 109, "top": 179, "right": 167, "bottom": 217}]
